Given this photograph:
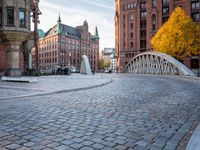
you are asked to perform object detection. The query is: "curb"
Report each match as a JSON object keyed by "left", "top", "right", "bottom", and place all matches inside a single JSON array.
[
  {"left": 178, "top": 76, "right": 200, "bottom": 81},
  {"left": 0, "top": 79, "right": 113, "bottom": 100},
  {"left": 186, "top": 124, "right": 200, "bottom": 150},
  {"left": 126, "top": 74, "right": 200, "bottom": 81}
]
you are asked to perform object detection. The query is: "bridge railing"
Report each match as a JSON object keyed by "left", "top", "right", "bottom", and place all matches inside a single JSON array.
[{"left": 124, "top": 52, "right": 196, "bottom": 77}]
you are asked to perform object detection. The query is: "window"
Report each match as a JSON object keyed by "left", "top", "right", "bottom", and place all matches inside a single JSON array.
[
  {"left": 191, "top": 13, "right": 200, "bottom": 21},
  {"left": 130, "top": 14, "right": 133, "bottom": 20},
  {"left": 191, "top": 2, "right": 200, "bottom": 11},
  {"left": 130, "top": 32, "right": 133, "bottom": 38},
  {"left": 130, "top": 23, "right": 133, "bottom": 29},
  {"left": 140, "top": 2, "right": 146, "bottom": 9},
  {"left": 123, "top": 4, "right": 125, "bottom": 11},
  {"left": 130, "top": 3, "right": 134, "bottom": 9},
  {"left": 152, "top": 14, "right": 156, "bottom": 31},
  {"left": 162, "top": 17, "right": 169, "bottom": 23},
  {"left": 152, "top": 0, "right": 156, "bottom": 7},
  {"left": 0, "top": 8, "right": 2, "bottom": 26},
  {"left": 7, "top": 8, "right": 14, "bottom": 25},
  {"left": 191, "top": 59, "right": 199, "bottom": 69},
  {"left": 140, "top": 30, "right": 146, "bottom": 39},
  {"left": 140, "top": 11, "right": 147, "bottom": 19},
  {"left": 162, "top": 0, "right": 169, "bottom": 5},
  {"left": 162, "top": 7, "right": 169, "bottom": 16},
  {"left": 140, "top": 20, "right": 146, "bottom": 29},
  {"left": 130, "top": 42, "right": 134, "bottom": 48},
  {"left": 140, "top": 40, "right": 146, "bottom": 49}
]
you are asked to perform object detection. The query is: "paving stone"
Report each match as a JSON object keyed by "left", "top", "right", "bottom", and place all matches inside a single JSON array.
[
  {"left": 69, "top": 143, "right": 83, "bottom": 149},
  {"left": 92, "top": 143, "right": 104, "bottom": 149},
  {"left": 54, "top": 145, "right": 71, "bottom": 150},
  {"left": 46, "top": 142, "right": 60, "bottom": 148},
  {"left": 5, "top": 144, "right": 20, "bottom": 149},
  {"left": 0, "top": 74, "right": 199, "bottom": 150},
  {"left": 80, "top": 146, "right": 94, "bottom": 150},
  {"left": 115, "top": 145, "right": 127, "bottom": 150},
  {"left": 103, "top": 141, "right": 116, "bottom": 147},
  {"left": 16, "top": 147, "right": 31, "bottom": 150},
  {"left": 23, "top": 142, "right": 35, "bottom": 147},
  {"left": 81, "top": 141, "right": 94, "bottom": 146},
  {"left": 60, "top": 140, "right": 73, "bottom": 146},
  {"left": 71, "top": 138, "right": 84, "bottom": 143}
]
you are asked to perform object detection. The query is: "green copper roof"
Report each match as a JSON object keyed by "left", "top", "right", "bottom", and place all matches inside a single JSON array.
[
  {"left": 57, "top": 14, "right": 62, "bottom": 23},
  {"left": 57, "top": 14, "right": 63, "bottom": 34},
  {"left": 38, "top": 29, "right": 45, "bottom": 38},
  {"left": 95, "top": 26, "right": 99, "bottom": 39}
]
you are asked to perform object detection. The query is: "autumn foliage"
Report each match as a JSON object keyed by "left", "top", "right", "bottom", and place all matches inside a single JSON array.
[{"left": 151, "top": 7, "right": 200, "bottom": 60}]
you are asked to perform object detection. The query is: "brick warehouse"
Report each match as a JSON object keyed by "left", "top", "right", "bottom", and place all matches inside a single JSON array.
[
  {"left": 115, "top": 0, "right": 200, "bottom": 72},
  {"left": 36, "top": 16, "right": 100, "bottom": 72}
]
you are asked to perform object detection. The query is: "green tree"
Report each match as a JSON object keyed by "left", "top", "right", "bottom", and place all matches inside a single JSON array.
[
  {"left": 104, "top": 61, "right": 111, "bottom": 69},
  {"left": 98, "top": 59, "right": 105, "bottom": 70},
  {"left": 151, "top": 7, "right": 200, "bottom": 60},
  {"left": 98, "top": 59, "right": 111, "bottom": 70}
]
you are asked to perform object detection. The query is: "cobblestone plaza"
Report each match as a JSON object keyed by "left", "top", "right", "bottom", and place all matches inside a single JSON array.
[{"left": 0, "top": 74, "right": 200, "bottom": 150}]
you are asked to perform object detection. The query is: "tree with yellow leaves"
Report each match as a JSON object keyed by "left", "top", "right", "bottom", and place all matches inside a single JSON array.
[{"left": 151, "top": 7, "right": 200, "bottom": 60}]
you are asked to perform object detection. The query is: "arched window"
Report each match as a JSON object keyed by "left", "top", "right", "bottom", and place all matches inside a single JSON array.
[{"left": 152, "top": 14, "right": 156, "bottom": 31}]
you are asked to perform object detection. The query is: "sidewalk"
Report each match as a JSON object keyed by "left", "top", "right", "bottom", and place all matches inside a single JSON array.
[
  {"left": 186, "top": 124, "right": 200, "bottom": 150},
  {"left": 0, "top": 74, "right": 113, "bottom": 100}
]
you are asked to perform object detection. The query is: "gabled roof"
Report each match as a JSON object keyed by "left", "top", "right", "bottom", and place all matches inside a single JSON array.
[
  {"left": 62, "top": 24, "right": 81, "bottom": 37},
  {"left": 43, "top": 24, "right": 81, "bottom": 38}
]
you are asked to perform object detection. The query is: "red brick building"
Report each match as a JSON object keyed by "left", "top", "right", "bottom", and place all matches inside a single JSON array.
[
  {"left": 37, "top": 16, "right": 99, "bottom": 71},
  {"left": 115, "top": 0, "right": 200, "bottom": 72}
]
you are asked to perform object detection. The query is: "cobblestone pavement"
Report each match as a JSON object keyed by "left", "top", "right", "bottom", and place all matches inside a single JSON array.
[
  {"left": 0, "top": 74, "right": 111, "bottom": 100},
  {"left": 0, "top": 74, "right": 200, "bottom": 150}
]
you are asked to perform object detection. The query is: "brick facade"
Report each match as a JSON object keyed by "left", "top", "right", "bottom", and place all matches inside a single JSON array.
[
  {"left": 115, "top": 0, "right": 200, "bottom": 72},
  {"left": 37, "top": 18, "right": 99, "bottom": 72}
]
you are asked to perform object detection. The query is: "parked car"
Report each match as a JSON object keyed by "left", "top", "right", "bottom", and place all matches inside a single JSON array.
[
  {"left": 104, "top": 69, "right": 112, "bottom": 73},
  {"left": 57, "top": 67, "right": 71, "bottom": 75},
  {"left": 71, "top": 67, "right": 80, "bottom": 73}
]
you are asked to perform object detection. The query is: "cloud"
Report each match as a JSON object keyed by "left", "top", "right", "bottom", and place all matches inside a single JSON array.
[
  {"left": 35, "top": 1, "right": 115, "bottom": 49},
  {"left": 75, "top": 0, "right": 115, "bottom": 10}
]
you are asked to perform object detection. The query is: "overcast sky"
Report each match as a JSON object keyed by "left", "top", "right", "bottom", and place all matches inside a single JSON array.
[{"left": 35, "top": 0, "right": 115, "bottom": 50}]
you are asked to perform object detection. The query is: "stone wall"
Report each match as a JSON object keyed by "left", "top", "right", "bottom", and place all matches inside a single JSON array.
[
  {"left": 0, "top": 43, "right": 7, "bottom": 76},
  {"left": 0, "top": 43, "right": 25, "bottom": 76}
]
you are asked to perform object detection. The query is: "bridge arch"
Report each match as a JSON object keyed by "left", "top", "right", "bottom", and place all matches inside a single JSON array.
[{"left": 124, "top": 51, "right": 196, "bottom": 76}]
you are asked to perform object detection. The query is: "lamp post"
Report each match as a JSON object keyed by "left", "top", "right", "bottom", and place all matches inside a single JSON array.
[{"left": 31, "top": 0, "right": 41, "bottom": 72}]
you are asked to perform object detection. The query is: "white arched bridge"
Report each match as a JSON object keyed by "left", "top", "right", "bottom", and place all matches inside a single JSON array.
[{"left": 124, "top": 52, "right": 196, "bottom": 76}]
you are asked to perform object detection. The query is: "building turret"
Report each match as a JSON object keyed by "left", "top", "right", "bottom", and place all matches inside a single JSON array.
[
  {"left": 83, "top": 20, "right": 88, "bottom": 32},
  {"left": 57, "top": 14, "right": 62, "bottom": 34},
  {"left": 95, "top": 26, "right": 99, "bottom": 39}
]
